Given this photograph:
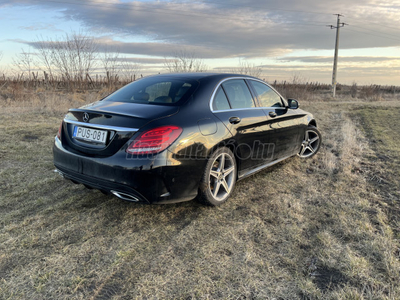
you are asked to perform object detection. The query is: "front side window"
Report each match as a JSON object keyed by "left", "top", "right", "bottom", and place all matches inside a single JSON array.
[
  {"left": 221, "top": 79, "right": 255, "bottom": 109},
  {"left": 104, "top": 78, "right": 197, "bottom": 105},
  {"left": 250, "top": 80, "right": 283, "bottom": 108}
]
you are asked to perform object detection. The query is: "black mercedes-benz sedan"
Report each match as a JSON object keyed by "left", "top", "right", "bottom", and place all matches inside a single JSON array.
[{"left": 53, "top": 73, "right": 321, "bottom": 206}]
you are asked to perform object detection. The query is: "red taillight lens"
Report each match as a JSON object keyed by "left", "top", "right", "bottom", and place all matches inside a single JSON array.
[
  {"left": 56, "top": 122, "right": 63, "bottom": 140},
  {"left": 126, "top": 125, "right": 182, "bottom": 155}
]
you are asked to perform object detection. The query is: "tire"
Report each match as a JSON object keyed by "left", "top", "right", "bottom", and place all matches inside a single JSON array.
[
  {"left": 298, "top": 125, "right": 322, "bottom": 158},
  {"left": 197, "top": 147, "right": 237, "bottom": 206}
]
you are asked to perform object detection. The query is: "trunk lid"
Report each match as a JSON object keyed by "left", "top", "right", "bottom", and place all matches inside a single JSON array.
[{"left": 61, "top": 101, "right": 179, "bottom": 157}]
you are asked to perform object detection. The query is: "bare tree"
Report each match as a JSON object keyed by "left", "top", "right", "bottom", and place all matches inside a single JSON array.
[
  {"left": 118, "top": 58, "right": 141, "bottom": 82},
  {"left": 231, "top": 59, "right": 262, "bottom": 78},
  {"left": 164, "top": 50, "right": 207, "bottom": 73},
  {"left": 277, "top": 73, "right": 311, "bottom": 100},
  {"left": 101, "top": 48, "right": 120, "bottom": 82},
  {"left": 35, "top": 36, "right": 55, "bottom": 80},
  {"left": 56, "top": 32, "right": 98, "bottom": 81},
  {"left": 12, "top": 48, "right": 35, "bottom": 80},
  {"left": 35, "top": 31, "right": 98, "bottom": 83},
  {"left": 0, "top": 51, "right": 4, "bottom": 82}
]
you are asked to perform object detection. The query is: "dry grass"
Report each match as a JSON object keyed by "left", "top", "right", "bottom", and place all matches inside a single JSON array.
[{"left": 0, "top": 88, "right": 399, "bottom": 299}]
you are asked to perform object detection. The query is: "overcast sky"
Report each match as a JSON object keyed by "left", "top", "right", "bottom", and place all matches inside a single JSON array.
[{"left": 0, "top": 0, "right": 399, "bottom": 84}]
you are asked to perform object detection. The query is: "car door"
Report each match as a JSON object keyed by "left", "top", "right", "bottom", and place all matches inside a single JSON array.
[
  {"left": 247, "top": 79, "right": 302, "bottom": 159},
  {"left": 211, "top": 79, "right": 274, "bottom": 174}
]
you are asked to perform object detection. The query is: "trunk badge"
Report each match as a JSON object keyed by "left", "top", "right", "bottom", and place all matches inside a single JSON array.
[{"left": 83, "top": 112, "right": 90, "bottom": 123}]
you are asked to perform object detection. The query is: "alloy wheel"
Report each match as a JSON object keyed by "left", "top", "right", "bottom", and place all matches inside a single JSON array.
[
  {"left": 208, "top": 152, "right": 236, "bottom": 201},
  {"left": 298, "top": 128, "right": 321, "bottom": 158}
]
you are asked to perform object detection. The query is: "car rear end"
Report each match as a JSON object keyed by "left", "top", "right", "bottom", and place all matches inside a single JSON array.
[{"left": 53, "top": 75, "right": 203, "bottom": 203}]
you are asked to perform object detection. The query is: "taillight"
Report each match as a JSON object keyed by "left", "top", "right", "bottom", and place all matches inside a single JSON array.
[
  {"left": 56, "top": 122, "right": 63, "bottom": 140},
  {"left": 126, "top": 125, "right": 182, "bottom": 155}
]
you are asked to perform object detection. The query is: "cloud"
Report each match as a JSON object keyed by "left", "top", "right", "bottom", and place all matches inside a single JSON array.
[
  {"left": 249, "top": 63, "right": 400, "bottom": 84},
  {"left": 277, "top": 56, "right": 400, "bottom": 63},
  {"left": 3, "top": 0, "right": 400, "bottom": 60},
  {"left": 19, "top": 23, "right": 62, "bottom": 32},
  {"left": 3, "top": 0, "right": 400, "bottom": 85},
  {"left": 16, "top": 37, "right": 234, "bottom": 59},
  {"left": 113, "top": 57, "right": 173, "bottom": 64}
]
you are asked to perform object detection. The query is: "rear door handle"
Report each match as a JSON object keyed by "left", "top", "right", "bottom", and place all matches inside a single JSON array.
[
  {"left": 229, "top": 116, "right": 241, "bottom": 124},
  {"left": 269, "top": 111, "right": 277, "bottom": 118}
]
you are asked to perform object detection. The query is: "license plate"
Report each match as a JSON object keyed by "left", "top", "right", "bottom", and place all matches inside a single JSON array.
[{"left": 73, "top": 126, "right": 108, "bottom": 144}]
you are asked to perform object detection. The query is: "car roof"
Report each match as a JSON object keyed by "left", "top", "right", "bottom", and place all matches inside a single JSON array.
[{"left": 144, "top": 72, "right": 259, "bottom": 81}]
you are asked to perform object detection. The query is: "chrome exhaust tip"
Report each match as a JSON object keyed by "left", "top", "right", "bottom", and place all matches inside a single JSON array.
[
  {"left": 54, "top": 169, "right": 64, "bottom": 178},
  {"left": 111, "top": 190, "right": 140, "bottom": 202}
]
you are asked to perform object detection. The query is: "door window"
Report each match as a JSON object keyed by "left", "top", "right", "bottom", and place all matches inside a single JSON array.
[
  {"left": 250, "top": 80, "right": 283, "bottom": 108},
  {"left": 221, "top": 80, "right": 255, "bottom": 109}
]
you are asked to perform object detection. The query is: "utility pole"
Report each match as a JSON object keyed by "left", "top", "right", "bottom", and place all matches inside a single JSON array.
[{"left": 329, "top": 14, "right": 346, "bottom": 97}]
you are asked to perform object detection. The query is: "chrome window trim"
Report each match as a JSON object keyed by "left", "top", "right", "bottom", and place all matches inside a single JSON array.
[
  {"left": 213, "top": 107, "right": 286, "bottom": 113},
  {"left": 210, "top": 77, "right": 288, "bottom": 113},
  {"left": 64, "top": 119, "right": 139, "bottom": 132},
  {"left": 209, "top": 77, "right": 253, "bottom": 112}
]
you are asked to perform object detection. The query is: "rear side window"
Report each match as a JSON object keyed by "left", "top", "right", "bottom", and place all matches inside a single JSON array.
[
  {"left": 212, "top": 87, "right": 231, "bottom": 111},
  {"left": 250, "top": 80, "right": 283, "bottom": 108},
  {"left": 221, "top": 80, "right": 255, "bottom": 109},
  {"left": 104, "top": 77, "right": 197, "bottom": 105}
]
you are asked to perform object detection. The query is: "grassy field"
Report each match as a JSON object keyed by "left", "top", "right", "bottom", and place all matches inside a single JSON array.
[{"left": 0, "top": 90, "right": 399, "bottom": 299}]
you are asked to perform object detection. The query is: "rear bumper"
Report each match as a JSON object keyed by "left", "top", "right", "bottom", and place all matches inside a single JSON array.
[
  {"left": 54, "top": 166, "right": 151, "bottom": 202},
  {"left": 53, "top": 137, "right": 206, "bottom": 204}
]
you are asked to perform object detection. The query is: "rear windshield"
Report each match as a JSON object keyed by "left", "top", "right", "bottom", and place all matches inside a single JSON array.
[{"left": 103, "top": 77, "right": 198, "bottom": 105}]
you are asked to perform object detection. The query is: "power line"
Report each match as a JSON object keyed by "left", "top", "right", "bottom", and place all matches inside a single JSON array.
[
  {"left": 346, "top": 26, "right": 400, "bottom": 41},
  {"left": 345, "top": 28, "right": 400, "bottom": 42},
  {"left": 344, "top": 16, "right": 400, "bottom": 31}
]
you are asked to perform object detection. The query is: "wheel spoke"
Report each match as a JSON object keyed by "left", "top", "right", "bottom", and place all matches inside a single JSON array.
[
  {"left": 218, "top": 153, "right": 225, "bottom": 171},
  {"left": 221, "top": 178, "right": 230, "bottom": 193},
  {"left": 310, "top": 136, "right": 319, "bottom": 144},
  {"left": 213, "top": 181, "right": 221, "bottom": 197},
  {"left": 307, "top": 145, "right": 315, "bottom": 153},
  {"left": 304, "top": 131, "right": 309, "bottom": 141},
  {"left": 224, "top": 166, "right": 235, "bottom": 176},
  {"left": 210, "top": 170, "right": 219, "bottom": 179},
  {"left": 300, "top": 145, "right": 307, "bottom": 156}
]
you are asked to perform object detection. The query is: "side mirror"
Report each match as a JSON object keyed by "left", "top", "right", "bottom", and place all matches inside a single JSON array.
[{"left": 288, "top": 99, "right": 299, "bottom": 109}]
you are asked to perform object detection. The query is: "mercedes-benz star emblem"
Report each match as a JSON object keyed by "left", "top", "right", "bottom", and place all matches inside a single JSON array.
[{"left": 83, "top": 112, "right": 90, "bottom": 123}]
